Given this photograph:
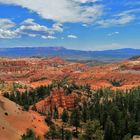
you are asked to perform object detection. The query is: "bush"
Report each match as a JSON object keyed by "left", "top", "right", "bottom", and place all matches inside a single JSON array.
[
  {"left": 21, "top": 129, "right": 40, "bottom": 140},
  {"left": 109, "top": 79, "right": 123, "bottom": 87}
]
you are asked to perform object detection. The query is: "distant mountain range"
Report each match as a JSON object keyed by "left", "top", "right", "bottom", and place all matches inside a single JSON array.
[{"left": 0, "top": 47, "right": 140, "bottom": 62}]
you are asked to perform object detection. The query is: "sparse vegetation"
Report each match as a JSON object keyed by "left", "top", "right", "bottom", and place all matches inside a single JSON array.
[
  {"left": 3, "top": 85, "right": 52, "bottom": 110},
  {"left": 129, "top": 55, "right": 140, "bottom": 60},
  {"left": 44, "top": 124, "right": 61, "bottom": 140},
  {"left": 3, "top": 80, "right": 91, "bottom": 110},
  {"left": 21, "top": 129, "right": 40, "bottom": 140},
  {"left": 79, "top": 120, "right": 104, "bottom": 140},
  {"left": 109, "top": 79, "right": 123, "bottom": 87},
  {"left": 3, "top": 79, "right": 140, "bottom": 140}
]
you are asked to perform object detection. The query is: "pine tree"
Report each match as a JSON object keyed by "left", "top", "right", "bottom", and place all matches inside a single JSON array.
[
  {"left": 65, "top": 130, "right": 73, "bottom": 140},
  {"left": 81, "top": 101, "right": 88, "bottom": 122},
  {"left": 70, "top": 108, "right": 80, "bottom": 137},
  {"left": 32, "top": 104, "right": 37, "bottom": 111},
  {"left": 45, "top": 124, "right": 61, "bottom": 140},
  {"left": 104, "top": 116, "right": 116, "bottom": 140},
  {"left": 45, "top": 111, "right": 52, "bottom": 126},
  {"left": 80, "top": 120, "right": 103, "bottom": 140},
  {"left": 53, "top": 105, "right": 59, "bottom": 119},
  {"left": 21, "top": 128, "right": 40, "bottom": 140},
  {"left": 61, "top": 109, "right": 69, "bottom": 123}
]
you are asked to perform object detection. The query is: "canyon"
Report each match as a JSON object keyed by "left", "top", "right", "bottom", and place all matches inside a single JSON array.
[
  {"left": 0, "top": 56, "right": 140, "bottom": 90},
  {"left": 0, "top": 56, "right": 140, "bottom": 139}
]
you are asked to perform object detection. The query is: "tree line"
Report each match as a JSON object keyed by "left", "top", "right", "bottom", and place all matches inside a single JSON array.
[
  {"left": 3, "top": 80, "right": 140, "bottom": 140},
  {"left": 41, "top": 86, "right": 140, "bottom": 140}
]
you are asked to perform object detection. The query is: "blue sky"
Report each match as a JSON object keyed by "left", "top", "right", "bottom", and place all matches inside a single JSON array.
[{"left": 0, "top": 0, "right": 140, "bottom": 50}]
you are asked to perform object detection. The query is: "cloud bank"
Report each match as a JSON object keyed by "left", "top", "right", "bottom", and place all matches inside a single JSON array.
[
  {"left": 0, "top": 18, "right": 62, "bottom": 39},
  {"left": 0, "top": 0, "right": 103, "bottom": 23}
]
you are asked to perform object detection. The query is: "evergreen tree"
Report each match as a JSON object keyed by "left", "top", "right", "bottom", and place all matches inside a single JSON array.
[
  {"left": 104, "top": 116, "right": 116, "bottom": 140},
  {"left": 53, "top": 105, "right": 59, "bottom": 119},
  {"left": 81, "top": 101, "right": 88, "bottom": 122},
  {"left": 32, "top": 104, "right": 37, "bottom": 111},
  {"left": 45, "top": 124, "right": 61, "bottom": 140},
  {"left": 70, "top": 108, "right": 80, "bottom": 137},
  {"left": 61, "top": 109, "right": 69, "bottom": 123},
  {"left": 80, "top": 120, "right": 103, "bottom": 140},
  {"left": 65, "top": 130, "right": 73, "bottom": 140},
  {"left": 21, "top": 129, "right": 40, "bottom": 140},
  {"left": 45, "top": 111, "right": 52, "bottom": 126}
]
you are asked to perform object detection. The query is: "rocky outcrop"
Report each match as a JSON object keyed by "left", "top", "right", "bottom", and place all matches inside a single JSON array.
[
  {"left": 36, "top": 88, "right": 77, "bottom": 114},
  {"left": 0, "top": 57, "right": 140, "bottom": 90}
]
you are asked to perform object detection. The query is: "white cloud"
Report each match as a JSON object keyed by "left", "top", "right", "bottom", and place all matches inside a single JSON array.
[
  {"left": 0, "top": 0, "right": 137, "bottom": 27},
  {"left": 52, "top": 23, "right": 63, "bottom": 32},
  {"left": 97, "top": 15, "right": 134, "bottom": 27},
  {"left": 0, "top": 18, "right": 15, "bottom": 29},
  {"left": 68, "top": 34, "right": 78, "bottom": 39},
  {"left": 0, "top": 1, "right": 138, "bottom": 40},
  {"left": 0, "top": 29, "right": 18, "bottom": 39},
  {"left": 18, "top": 18, "right": 63, "bottom": 36},
  {"left": 0, "top": 18, "right": 63, "bottom": 39},
  {"left": 108, "top": 31, "right": 119, "bottom": 36},
  {"left": 0, "top": 0, "right": 103, "bottom": 23},
  {"left": 47, "top": 35, "right": 57, "bottom": 39},
  {"left": 97, "top": 10, "right": 136, "bottom": 27},
  {"left": 82, "top": 24, "right": 88, "bottom": 27},
  {"left": 0, "top": 18, "right": 18, "bottom": 39},
  {"left": 73, "top": 0, "right": 101, "bottom": 3},
  {"left": 41, "top": 35, "right": 57, "bottom": 40},
  {"left": 28, "top": 34, "right": 37, "bottom": 37},
  {"left": 18, "top": 18, "right": 50, "bottom": 34}
]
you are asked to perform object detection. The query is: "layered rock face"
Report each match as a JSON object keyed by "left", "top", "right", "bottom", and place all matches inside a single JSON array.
[
  {"left": 0, "top": 57, "right": 88, "bottom": 87},
  {"left": 0, "top": 57, "right": 67, "bottom": 82},
  {"left": 0, "top": 58, "right": 63, "bottom": 73},
  {"left": 36, "top": 88, "right": 77, "bottom": 114},
  {"left": 0, "top": 57, "right": 140, "bottom": 90}
]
